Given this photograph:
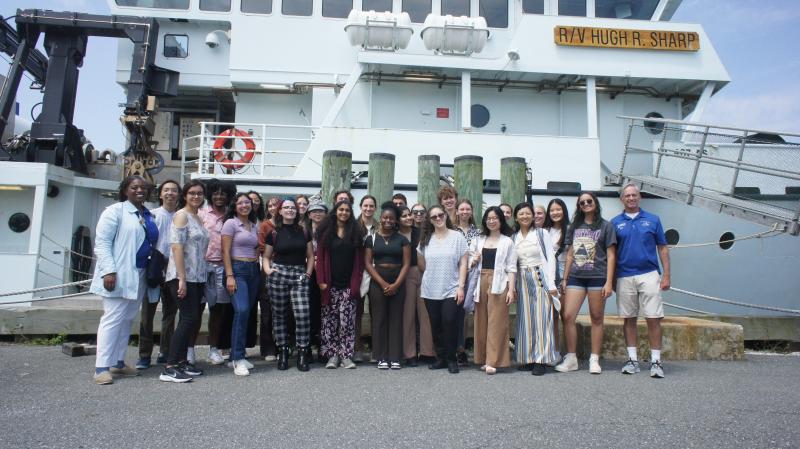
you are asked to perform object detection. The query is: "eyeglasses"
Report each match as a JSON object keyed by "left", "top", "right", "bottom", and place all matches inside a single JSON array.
[
  {"left": 430, "top": 213, "right": 446, "bottom": 221},
  {"left": 186, "top": 191, "right": 204, "bottom": 197},
  {"left": 412, "top": 209, "right": 426, "bottom": 215},
  {"left": 579, "top": 199, "right": 594, "bottom": 206},
  {"left": 486, "top": 216, "right": 499, "bottom": 222}
]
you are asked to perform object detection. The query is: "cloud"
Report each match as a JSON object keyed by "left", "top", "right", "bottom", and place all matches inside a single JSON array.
[{"left": 702, "top": 88, "right": 800, "bottom": 135}]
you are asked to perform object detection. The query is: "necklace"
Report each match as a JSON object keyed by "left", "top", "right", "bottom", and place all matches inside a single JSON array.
[{"left": 380, "top": 232, "right": 392, "bottom": 245}]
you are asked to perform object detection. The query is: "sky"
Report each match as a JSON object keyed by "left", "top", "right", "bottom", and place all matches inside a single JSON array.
[{"left": 1, "top": 0, "right": 798, "bottom": 152}]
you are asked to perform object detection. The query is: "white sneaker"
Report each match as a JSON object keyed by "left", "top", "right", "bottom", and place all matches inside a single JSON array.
[
  {"left": 341, "top": 358, "right": 356, "bottom": 369},
  {"left": 242, "top": 359, "right": 254, "bottom": 369},
  {"left": 264, "top": 355, "right": 277, "bottom": 362},
  {"left": 589, "top": 357, "right": 602, "bottom": 374},
  {"left": 233, "top": 360, "right": 250, "bottom": 376},
  {"left": 326, "top": 356, "right": 340, "bottom": 369},
  {"left": 208, "top": 351, "right": 225, "bottom": 365},
  {"left": 554, "top": 354, "right": 578, "bottom": 372}
]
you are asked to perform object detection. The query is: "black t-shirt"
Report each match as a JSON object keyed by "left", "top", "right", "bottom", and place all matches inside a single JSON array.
[
  {"left": 330, "top": 234, "right": 355, "bottom": 288},
  {"left": 366, "top": 232, "right": 408, "bottom": 265},
  {"left": 265, "top": 225, "right": 310, "bottom": 266},
  {"left": 400, "top": 227, "right": 420, "bottom": 267}
]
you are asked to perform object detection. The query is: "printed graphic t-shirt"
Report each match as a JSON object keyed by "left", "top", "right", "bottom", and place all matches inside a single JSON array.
[{"left": 564, "top": 220, "right": 617, "bottom": 279}]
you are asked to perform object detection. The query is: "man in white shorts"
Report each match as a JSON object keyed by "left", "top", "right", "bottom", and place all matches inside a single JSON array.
[{"left": 611, "top": 184, "right": 671, "bottom": 378}]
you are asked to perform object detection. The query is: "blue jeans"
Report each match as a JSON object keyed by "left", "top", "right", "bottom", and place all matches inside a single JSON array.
[{"left": 231, "top": 260, "right": 260, "bottom": 361}]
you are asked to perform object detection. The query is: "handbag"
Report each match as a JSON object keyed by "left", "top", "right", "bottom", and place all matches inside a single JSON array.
[{"left": 145, "top": 247, "right": 166, "bottom": 288}]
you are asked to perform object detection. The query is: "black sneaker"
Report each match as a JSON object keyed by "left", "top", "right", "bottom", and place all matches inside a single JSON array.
[
  {"left": 531, "top": 363, "right": 546, "bottom": 376},
  {"left": 159, "top": 366, "right": 192, "bottom": 383},
  {"left": 457, "top": 351, "right": 469, "bottom": 366},
  {"left": 447, "top": 361, "right": 460, "bottom": 374},
  {"left": 181, "top": 363, "right": 204, "bottom": 377}
]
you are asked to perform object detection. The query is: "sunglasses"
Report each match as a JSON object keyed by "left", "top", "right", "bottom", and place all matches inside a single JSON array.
[
  {"left": 412, "top": 209, "right": 426, "bottom": 215},
  {"left": 579, "top": 199, "right": 594, "bottom": 206},
  {"left": 430, "top": 213, "right": 446, "bottom": 220}
]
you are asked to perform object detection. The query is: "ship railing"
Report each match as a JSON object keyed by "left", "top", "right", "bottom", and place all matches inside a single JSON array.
[
  {"left": 180, "top": 122, "right": 317, "bottom": 180},
  {"left": 608, "top": 116, "right": 800, "bottom": 235}
]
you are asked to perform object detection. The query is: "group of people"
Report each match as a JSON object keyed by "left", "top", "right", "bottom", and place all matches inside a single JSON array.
[{"left": 90, "top": 175, "right": 670, "bottom": 385}]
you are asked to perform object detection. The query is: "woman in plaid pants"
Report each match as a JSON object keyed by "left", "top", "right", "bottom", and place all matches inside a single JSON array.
[{"left": 263, "top": 198, "right": 315, "bottom": 371}]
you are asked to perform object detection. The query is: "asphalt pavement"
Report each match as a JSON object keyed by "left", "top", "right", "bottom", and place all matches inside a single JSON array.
[{"left": 0, "top": 344, "right": 798, "bottom": 449}]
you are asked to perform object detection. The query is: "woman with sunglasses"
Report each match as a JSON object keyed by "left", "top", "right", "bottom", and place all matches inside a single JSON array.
[
  {"left": 264, "top": 198, "right": 315, "bottom": 372},
  {"left": 222, "top": 193, "right": 260, "bottom": 376},
  {"left": 472, "top": 206, "right": 517, "bottom": 375},
  {"left": 398, "top": 205, "right": 435, "bottom": 366},
  {"left": 418, "top": 205, "right": 468, "bottom": 374},
  {"left": 365, "top": 202, "right": 411, "bottom": 369},
  {"left": 410, "top": 203, "right": 427, "bottom": 228},
  {"left": 556, "top": 192, "right": 616, "bottom": 375},
  {"left": 316, "top": 200, "right": 364, "bottom": 369},
  {"left": 512, "top": 203, "right": 558, "bottom": 376}
]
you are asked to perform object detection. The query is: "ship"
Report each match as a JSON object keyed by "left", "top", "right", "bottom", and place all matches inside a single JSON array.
[{"left": 0, "top": 0, "right": 797, "bottom": 341}]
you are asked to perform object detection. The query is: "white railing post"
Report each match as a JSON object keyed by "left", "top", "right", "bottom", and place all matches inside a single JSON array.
[
  {"left": 686, "top": 126, "right": 710, "bottom": 204},
  {"left": 729, "top": 129, "right": 749, "bottom": 195}
]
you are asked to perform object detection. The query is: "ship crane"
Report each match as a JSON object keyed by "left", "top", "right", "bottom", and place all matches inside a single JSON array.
[{"left": 0, "top": 9, "right": 179, "bottom": 180}]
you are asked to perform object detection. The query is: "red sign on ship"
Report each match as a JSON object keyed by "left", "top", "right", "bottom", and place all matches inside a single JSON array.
[{"left": 436, "top": 108, "right": 449, "bottom": 118}]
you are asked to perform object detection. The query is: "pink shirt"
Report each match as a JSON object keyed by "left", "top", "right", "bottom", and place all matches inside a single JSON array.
[{"left": 200, "top": 206, "right": 226, "bottom": 262}]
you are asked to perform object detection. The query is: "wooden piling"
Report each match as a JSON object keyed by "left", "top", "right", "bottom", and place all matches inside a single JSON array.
[
  {"left": 501, "top": 157, "right": 527, "bottom": 208},
  {"left": 417, "top": 155, "right": 440, "bottom": 209},
  {"left": 368, "top": 152, "right": 396, "bottom": 206},
  {"left": 322, "top": 150, "right": 352, "bottom": 206},
  {"left": 454, "top": 155, "right": 483, "bottom": 224}
]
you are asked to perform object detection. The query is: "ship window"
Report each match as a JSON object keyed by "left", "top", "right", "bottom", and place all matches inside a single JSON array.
[
  {"left": 242, "top": 0, "right": 273, "bottom": 14},
  {"left": 471, "top": 104, "right": 490, "bottom": 128},
  {"left": 719, "top": 231, "right": 735, "bottom": 250},
  {"left": 200, "top": 0, "right": 231, "bottom": 11},
  {"left": 479, "top": 0, "right": 507, "bottom": 27},
  {"left": 442, "top": 0, "right": 470, "bottom": 16},
  {"left": 522, "top": 0, "right": 544, "bottom": 14},
  {"left": 595, "top": 0, "right": 659, "bottom": 20},
  {"left": 115, "top": 0, "right": 189, "bottom": 9},
  {"left": 403, "top": 0, "right": 431, "bottom": 23},
  {"left": 164, "top": 34, "right": 188, "bottom": 58},
  {"left": 323, "top": 0, "right": 352, "bottom": 17},
  {"left": 558, "top": 0, "right": 586, "bottom": 16},
  {"left": 363, "top": 0, "right": 392, "bottom": 12},
  {"left": 284, "top": 0, "right": 313, "bottom": 16},
  {"left": 644, "top": 112, "right": 665, "bottom": 135},
  {"left": 665, "top": 229, "right": 680, "bottom": 246},
  {"left": 8, "top": 213, "right": 30, "bottom": 233}
]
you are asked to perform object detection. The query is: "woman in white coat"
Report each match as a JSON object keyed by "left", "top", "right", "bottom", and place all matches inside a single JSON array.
[
  {"left": 90, "top": 176, "right": 158, "bottom": 385},
  {"left": 472, "top": 206, "right": 517, "bottom": 375}
]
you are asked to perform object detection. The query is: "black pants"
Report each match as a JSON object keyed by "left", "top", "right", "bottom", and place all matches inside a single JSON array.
[
  {"left": 309, "top": 269, "right": 322, "bottom": 348},
  {"left": 424, "top": 297, "right": 462, "bottom": 363},
  {"left": 167, "top": 280, "right": 203, "bottom": 365},
  {"left": 138, "top": 282, "right": 177, "bottom": 358},
  {"left": 369, "top": 266, "right": 405, "bottom": 362}
]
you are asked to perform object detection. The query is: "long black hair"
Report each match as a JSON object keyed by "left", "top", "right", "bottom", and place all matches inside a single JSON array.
[
  {"left": 481, "top": 206, "right": 513, "bottom": 237},
  {"left": 571, "top": 191, "right": 604, "bottom": 231},
  {"left": 420, "top": 205, "right": 456, "bottom": 248},
  {"left": 225, "top": 192, "right": 257, "bottom": 223},
  {"left": 544, "top": 198, "right": 570, "bottom": 250},
  {"left": 117, "top": 175, "right": 152, "bottom": 202},
  {"left": 247, "top": 190, "right": 265, "bottom": 221},
  {"left": 316, "top": 200, "right": 364, "bottom": 250}
]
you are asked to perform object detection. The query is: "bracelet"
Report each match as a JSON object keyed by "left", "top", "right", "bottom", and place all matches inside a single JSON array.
[{"left": 226, "top": 274, "right": 234, "bottom": 278}]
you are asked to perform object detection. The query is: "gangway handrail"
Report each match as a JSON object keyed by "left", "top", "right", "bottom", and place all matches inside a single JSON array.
[{"left": 617, "top": 115, "right": 800, "bottom": 139}]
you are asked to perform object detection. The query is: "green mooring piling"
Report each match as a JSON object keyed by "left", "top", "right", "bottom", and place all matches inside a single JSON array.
[
  {"left": 454, "top": 155, "right": 483, "bottom": 224},
  {"left": 321, "top": 150, "right": 352, "bottom": 206},
  {"left": 368, "top": 152, "right": 396, "bottom": 206},
  {"left": 501, "top": 156, "right": 527, "bottom": 206},
  {"left": 418, "top": 155, "right": 440, "bottom": 209}
]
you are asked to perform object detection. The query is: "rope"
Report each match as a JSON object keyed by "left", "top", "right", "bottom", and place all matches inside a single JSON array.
[
  {"left": 672, "top": 287, "right": 800, "bottom": 315},
  {"left": 0, "top": 291, "right": 89, "bottom": 305},
  {"left": 41, "top": 234, "right": 96, "bottom": 260},
  {"left": 663, "top": 301, "right": 711, "bottom": 315},
  {"left": 669, "top": 224, "right": 782, "bottom": 249},
  {"left": 0, "top": 280, "right": 92, "bottom": 298}
]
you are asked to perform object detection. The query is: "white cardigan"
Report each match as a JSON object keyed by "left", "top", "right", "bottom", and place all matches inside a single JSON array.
[
  {"left": 472, "top": 234, "right": 518, "bottom": 302},
  {"left": 89, "top": 201, "right": 147, "bottom": 300}
]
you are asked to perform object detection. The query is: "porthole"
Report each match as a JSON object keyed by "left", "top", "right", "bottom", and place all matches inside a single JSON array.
[
  {"left": 644, "top": 112, "right": 665, "bottom": 135},
  {"left": 8, "top": 212, "right": 30, "bottom": 233},
  {"left": 471, "top": 104, "right": 490, "bottom": 128},
  {"left": 665, "top": 229, "right": 680, "bottom": 245},
  {"left": 719, "top": 231, "right": 735, "bottom": 250}
]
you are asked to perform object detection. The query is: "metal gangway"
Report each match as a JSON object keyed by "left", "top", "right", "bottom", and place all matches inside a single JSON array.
[{"left": 606, "top": 116, "right": 800, "bottom": 235}]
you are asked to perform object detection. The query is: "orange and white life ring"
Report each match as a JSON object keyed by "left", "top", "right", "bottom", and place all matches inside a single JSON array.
[{"left": 212, "top": 128, "right": 256, "bottom": 170}]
